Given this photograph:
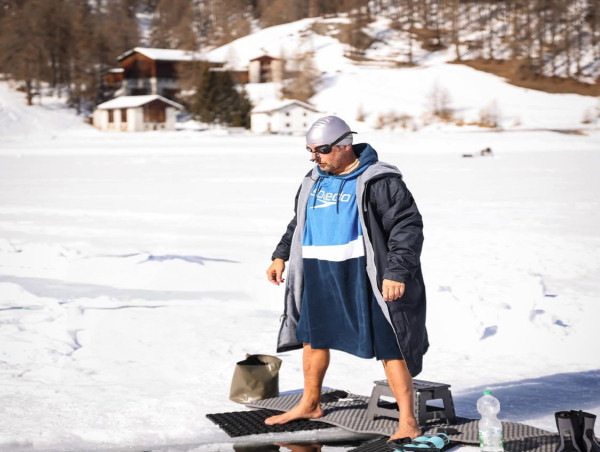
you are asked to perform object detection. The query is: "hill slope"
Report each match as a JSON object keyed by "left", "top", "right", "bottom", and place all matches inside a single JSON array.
[{"left": 207, "top": 17, "right": 600, "bottom": 131}]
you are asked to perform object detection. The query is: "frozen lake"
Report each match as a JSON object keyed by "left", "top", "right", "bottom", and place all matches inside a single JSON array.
[{"left": 1, "top": 129, "right": 599, "bottom": 451}]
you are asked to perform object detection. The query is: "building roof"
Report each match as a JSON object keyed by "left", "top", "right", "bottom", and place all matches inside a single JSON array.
[
  {"left": 250, "top": 54, "right": 281, "bottom": 62},
  {"left": 252, "top": 99, "right": 320, "bottom": 114},
  {"left": 96, "top": 95, "right": 184, "bottom": 110},
  {"left": 117, "top": 47, "right": 222, "bottom": 64}
]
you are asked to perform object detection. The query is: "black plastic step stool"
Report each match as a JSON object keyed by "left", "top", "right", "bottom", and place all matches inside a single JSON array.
[{"left": 365, "top": 379, "right": 456, "bottom": 425}]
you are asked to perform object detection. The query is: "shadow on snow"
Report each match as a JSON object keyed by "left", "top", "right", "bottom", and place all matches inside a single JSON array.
[{"left": 453, "top": 369, "right": 600, "bottom": 421}]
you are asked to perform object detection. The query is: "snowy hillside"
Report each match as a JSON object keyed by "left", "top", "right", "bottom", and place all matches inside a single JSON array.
[
  {"left": 206, "top": 17, "right": 600, "bottom": 131},
  {"left": 1, "top": 17, "right": 600, "bottom": 452}
]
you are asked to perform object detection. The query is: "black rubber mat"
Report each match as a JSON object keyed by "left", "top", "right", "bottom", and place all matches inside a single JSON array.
[
  {"left": 206, "top": 408, "right": 335, "bottom": 437},
  {"left": 348, "top": 437, "right": 394, "bottom": 452},
  {"left": 249, "top": 391, "right": 560, "bottom": 448},
  {"left": 349, "top": 426, "right": 561, "bottom": 452},
  {"left": 349, "top": 435, "right": 457, "bottom": 452},
  {"left": 427, "top": 418, "right": 559, "bottom": 445},
  {"left": 217, "top": 390, "right": 565, "bottom": 452}
]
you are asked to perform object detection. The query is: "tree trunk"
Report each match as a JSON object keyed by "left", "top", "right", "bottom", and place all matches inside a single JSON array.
[
  {"left": 487, "top": 2, "right": 495, "bottom": 60},
  {"left": 25, "top": 79, "right": 33, "bottom": 106},
  {"left": 564, "top": 5, "right": 572, "bottom": 78},
  {"left": 407, "top": 0, "right": 414, "bottom": 64},
  {"left": 450, "top": 0, "right": 460, "bottom": 61}
]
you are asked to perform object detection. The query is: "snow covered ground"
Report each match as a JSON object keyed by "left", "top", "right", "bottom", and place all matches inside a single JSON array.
[{"left": 1, "top": 77, "right": 599, "bottom": 452}]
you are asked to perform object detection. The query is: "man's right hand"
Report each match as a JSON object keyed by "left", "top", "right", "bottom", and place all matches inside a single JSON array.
[{"left": 267, "top": 258, "right": 286, "bottom": 285}]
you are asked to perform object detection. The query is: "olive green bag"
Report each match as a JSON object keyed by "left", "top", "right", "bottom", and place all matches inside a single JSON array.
[{"left": 229, "top": 354, "right": 282, "bottom": 404}]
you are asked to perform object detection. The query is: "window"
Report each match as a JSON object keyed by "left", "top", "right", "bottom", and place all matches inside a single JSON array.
[
  {"left": 120, "top": 109, "right": 127, "bottom": 122},
  {"left": 108, "top": 110, "right": 114, "bottom": 123}
]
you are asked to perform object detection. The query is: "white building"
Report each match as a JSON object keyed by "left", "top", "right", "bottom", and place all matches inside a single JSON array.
[
  {"left": 93, "top": 95, "right": 183, "bottom": 132},
  {"left": 251, "top": 99, "right": 320, "bottom": 135}
]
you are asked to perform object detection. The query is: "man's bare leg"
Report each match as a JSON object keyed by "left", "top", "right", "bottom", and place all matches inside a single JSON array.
[
  {"left": 265, "top": 343, "right": 329, "bottom": 425},
  {"left": 382, "top": 359, "right": 422, "bottom": 441}
]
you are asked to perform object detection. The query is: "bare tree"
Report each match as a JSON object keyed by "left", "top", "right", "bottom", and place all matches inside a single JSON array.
[
  {"left": 150, "top": 0, "right": 198, "bottom": 49},
  {"left": 281, "top": 49, "right": 320, "bottom": 103},
  {"left": 586, "top": 0, "right": 600, "bottom": 60},
  {"left": 447, "top": 0, "right": 462, "bottom": 61},
  {"left": 257, "top": 0, "right": 308, "bottom": 28},
  {"left": 428, "top": 80, "right": 453, "bottom": 121},
  {"left": 406, "top": 0, "right": 416, "bottom": 64},
  {"left": 0, "top": 0, "right": 51, "bottom": 104}
]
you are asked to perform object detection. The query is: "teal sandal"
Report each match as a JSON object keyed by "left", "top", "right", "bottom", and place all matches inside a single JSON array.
[{"left": 390, "top": 433, "right": 451, "bottom": 451}]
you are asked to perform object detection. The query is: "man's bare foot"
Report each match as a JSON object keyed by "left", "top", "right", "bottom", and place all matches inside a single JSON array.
[
  {"left": 389, "top": 422, "right": 422, "bottom": 442},
  {"left": 264, "top": 402, "right": 324, "bottom": 425}
]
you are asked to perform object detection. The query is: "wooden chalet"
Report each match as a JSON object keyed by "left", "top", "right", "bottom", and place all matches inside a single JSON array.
[{"left": 116, "top": 47, "right": 224, "bottom": 99}]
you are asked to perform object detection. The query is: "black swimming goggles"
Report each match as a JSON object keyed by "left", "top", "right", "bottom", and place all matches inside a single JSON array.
[{"left": 306, "top": 131, "right": 356, "bottom": 154}]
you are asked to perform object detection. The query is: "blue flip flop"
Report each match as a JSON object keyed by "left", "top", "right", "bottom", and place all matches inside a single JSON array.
[{"left": 391, "top": 433, "right": 451, "bottom": 451}]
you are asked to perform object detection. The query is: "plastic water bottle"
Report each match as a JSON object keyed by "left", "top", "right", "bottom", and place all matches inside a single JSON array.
[{"left": 477, "top": 390, "right": 504, "bottom": 452}]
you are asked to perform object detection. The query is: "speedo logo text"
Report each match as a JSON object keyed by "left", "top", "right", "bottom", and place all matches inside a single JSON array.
[{"left": 309, "top": 189, "right": 352, "bottom": 209}]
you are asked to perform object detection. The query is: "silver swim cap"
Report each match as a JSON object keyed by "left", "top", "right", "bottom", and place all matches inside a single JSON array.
[{"left": 306, "top": 116, "right": 354, "bottom": 146}]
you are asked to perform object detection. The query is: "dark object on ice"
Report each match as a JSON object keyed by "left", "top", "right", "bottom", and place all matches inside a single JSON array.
[
  {"left": 462, "top": 147, "right": 494, "bottom": 158},
  {"left": 559, "top": 410, "right": 600, "bottom": 452},
  {"left": 206, "top": 408, "right": 334, "bottom": 437},
  {"left": 229, "top": 354, "right": 282, "bottom": 404},
  {"left": 582, "top": 412, "right": 600, "bottom": 452},
  {"left": 556, "top": 411, "right": 586, "bottom": 452}
]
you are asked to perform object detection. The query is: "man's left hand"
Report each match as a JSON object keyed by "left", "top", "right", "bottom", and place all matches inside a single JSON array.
[{"left": 382, "top": 279, "right": 405, "bottom": 301}]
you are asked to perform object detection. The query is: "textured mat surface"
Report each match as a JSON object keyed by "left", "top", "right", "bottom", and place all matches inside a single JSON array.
[
  {"left": 247, "top": 390, "right": 561, "bottom": 452},
  {"left": 427, "top": 418, "right": 558, "bottom": 444},
  {"left": 248, "top": 390, "right": 399, "bottom": 436},
  {"left": 348, "top": 435, "right": 561, "bottom": 452},
  {"left": 206, "top": 408, "right": 334, "bottom": 437}
]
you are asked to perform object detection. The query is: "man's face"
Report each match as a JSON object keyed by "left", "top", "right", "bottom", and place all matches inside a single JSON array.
[{"left": 307, "top": 144, "right": 348, "bottom": 174}]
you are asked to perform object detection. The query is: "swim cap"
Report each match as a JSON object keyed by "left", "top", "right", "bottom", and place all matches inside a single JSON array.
[{"left": 306, "top": 116, "right": 354, "bottom": 146}]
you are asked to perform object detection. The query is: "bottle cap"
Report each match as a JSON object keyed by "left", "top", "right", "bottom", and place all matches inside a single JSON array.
[{"left": 483, "top": 390, "right": 492, "bottom": 395}]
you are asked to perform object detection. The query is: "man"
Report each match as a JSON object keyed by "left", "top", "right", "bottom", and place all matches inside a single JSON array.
[{"left": 265, "top": 116, "right": 428, "bottom": 441}]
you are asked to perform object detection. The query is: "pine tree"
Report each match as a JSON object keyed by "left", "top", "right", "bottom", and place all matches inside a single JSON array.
[
  {"left": 189, "top": 63, "right": 252, "bottom": 128},
  {"left": 190, "top": 62, "right": 214, "bottom": 123}
]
